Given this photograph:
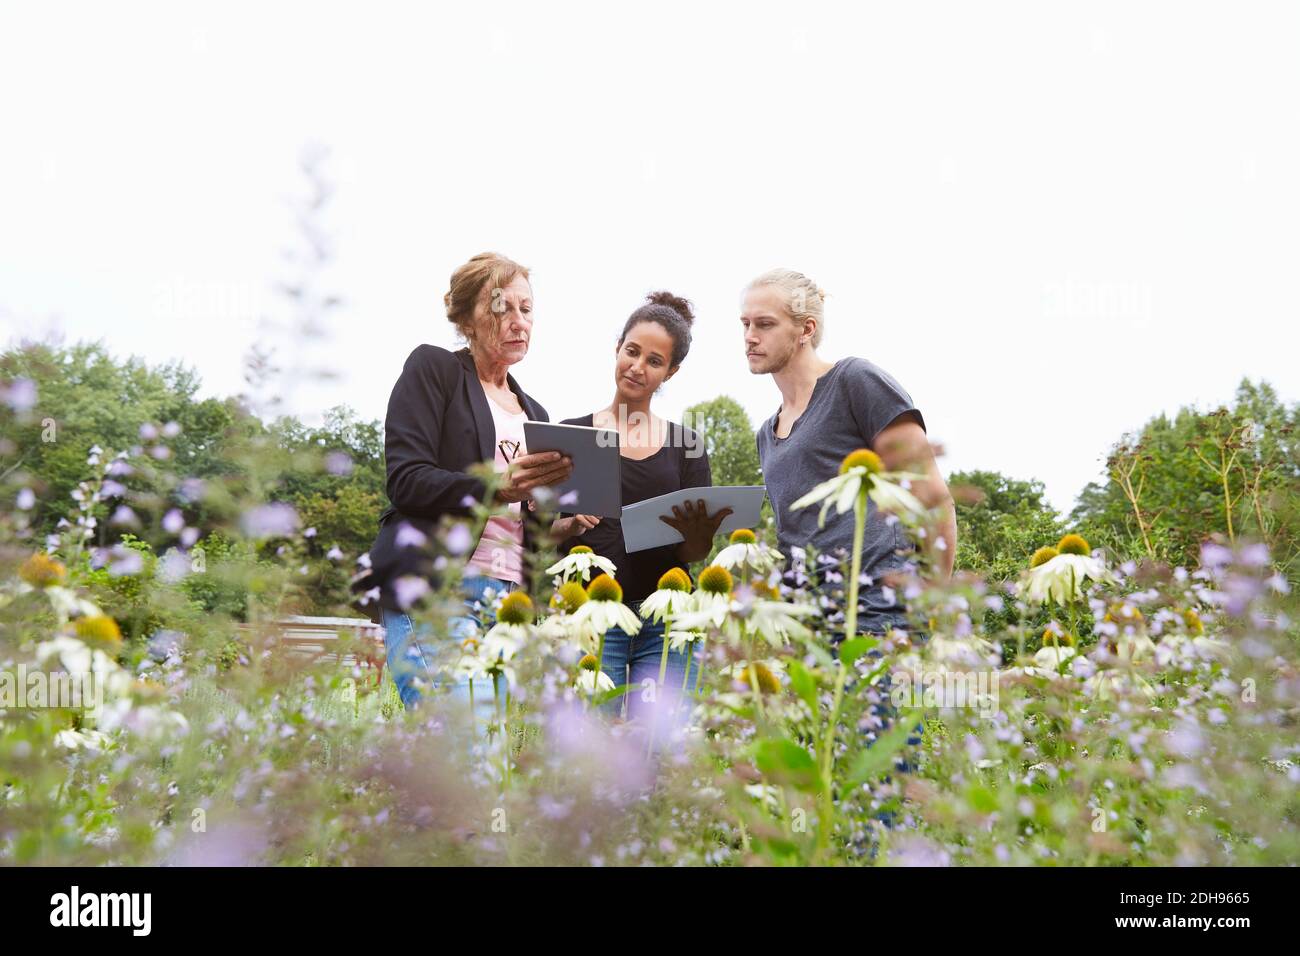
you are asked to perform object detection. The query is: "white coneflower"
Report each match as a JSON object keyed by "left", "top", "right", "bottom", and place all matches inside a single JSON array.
[
  {"left": 574, "top": 653, "right": 616, "bottom": 694},
  {"left": 546, "top": 545, "right": 617, "bottom": 584},
  {"left": 639, "top": 567, "right": 695, "bottom": 623},
  {"left": 790, "top": 448, "right": 928, "bottom": 528},
  {"left": 1020, "top": 534, "right": 1111, "bottom": 605},
  {"left": 572, "top": 574, "right": 642, "bottom": 636},
  {"left": 713, "top": 529, "right": 783, "bottom": 576},
  {"left": 742, "top": 597, "right": 818, "bottom": 648},
  {"left": 480, "top": 591, "right": 533, "bottom": 671},
  {"left": 674, "top": 565, "right": 737, "bottom": 632}
]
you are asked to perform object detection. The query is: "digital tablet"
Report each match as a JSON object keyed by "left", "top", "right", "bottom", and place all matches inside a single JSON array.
[
  {"left": 522, "top": 420, "right": 623, "bottom": 519},
  {"left": 620, "top": 485, "right": 768, "bottom": 553}
]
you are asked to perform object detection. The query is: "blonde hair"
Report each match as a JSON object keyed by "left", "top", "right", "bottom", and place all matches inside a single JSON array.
[
  {"left": 444, "top": 252, "right": 531, "bottom": 346},
  {"left": 747, "top": 269, "right": 828, "bottom": 348}
]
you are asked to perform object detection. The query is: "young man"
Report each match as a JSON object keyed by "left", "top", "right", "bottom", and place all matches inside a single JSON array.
[{"left": 743, "top": 269, "right": 957, "bottom": 635}]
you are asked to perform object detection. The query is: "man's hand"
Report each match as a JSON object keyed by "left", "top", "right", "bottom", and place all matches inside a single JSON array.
[{"left": 873, "top": 415, "right": 957, "bottom": 580}]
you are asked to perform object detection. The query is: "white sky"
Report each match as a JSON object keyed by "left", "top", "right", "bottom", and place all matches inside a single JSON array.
[{"left": 2, "top": 1, "right": 1297, "bottom": 514}]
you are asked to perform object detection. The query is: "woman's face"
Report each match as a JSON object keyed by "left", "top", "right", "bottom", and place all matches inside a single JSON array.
[
  {"left": 615, "top": 320, "right": 677, "bottom": 402},
  {"left": 471, "top": 273, "right": 534, "bottom": 367}
]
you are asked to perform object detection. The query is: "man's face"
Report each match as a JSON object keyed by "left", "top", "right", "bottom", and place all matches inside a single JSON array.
[{"left": 740, "top": 285, "right": 801, "bottom": 375}]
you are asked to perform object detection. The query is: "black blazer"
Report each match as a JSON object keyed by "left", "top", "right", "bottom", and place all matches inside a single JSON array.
[{"left": 358, "top": 344, "right": 550, "bottom": 614}]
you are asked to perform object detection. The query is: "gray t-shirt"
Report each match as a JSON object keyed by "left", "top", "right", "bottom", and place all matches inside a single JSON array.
[{"left": 756, "top": 357, "right": 925, "bottom": 629}]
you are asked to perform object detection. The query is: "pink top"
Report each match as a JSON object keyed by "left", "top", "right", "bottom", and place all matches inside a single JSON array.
[{"left": 467, "top": 394, "right": 527, "bottom": 584}]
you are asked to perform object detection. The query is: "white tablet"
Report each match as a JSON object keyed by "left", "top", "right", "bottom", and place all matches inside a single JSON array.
[
  {"left": 620, "top": 485, "right": 768, "bottom": 553},
  {"left": 522, "top": 421, "right": 623, "bottom": 519}
]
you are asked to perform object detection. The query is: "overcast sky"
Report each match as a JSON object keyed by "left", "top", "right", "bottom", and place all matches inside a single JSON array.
[{"left": 2, "top": 1, "right": 1297, "bottom": 514}]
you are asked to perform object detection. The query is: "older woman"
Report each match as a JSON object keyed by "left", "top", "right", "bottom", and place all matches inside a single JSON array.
[{"left": 367, "top": 252, "right": 572, "bottom": 709}]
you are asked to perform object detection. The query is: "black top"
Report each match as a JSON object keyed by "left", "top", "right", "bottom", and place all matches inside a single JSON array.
[
  {"left": 558, "top": 414, "right": 711, "bottom": 607},
  {"left": 359, "top": 344, "right": 551, "bottom": 613}
]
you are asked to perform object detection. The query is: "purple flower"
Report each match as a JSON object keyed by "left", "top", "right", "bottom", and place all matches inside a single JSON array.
[
  {"left": 139, "top": 422, "right": 159, "bottom": 440},
  {"left": 2, "top": 377, "right": 37, "bottom": 411},
  {"left": 394, "top": 523, "right": 427, "bottom": 548},
  {"left": 444, "top": 523, "right": 473, "bottom": 555},
  {"left": 100, "top": 479, "right": 127, "bottom": 499},
  {"left": 303, "top": 526, "right": 317, "bottom": 539},
  {"left": 180, "top": 527, "right": 199, "bottom": 548},
  {"left": 1240, "top": 542, "right": 1271, "bottom": 567},
  {"left": 110, "top": 505, "right": 140, "bottom": 528},
  {"left": 162, "top": 509, "right": 185, "bottom": 534},
  {"left": 15, "top": 488, "right": 34, "bottom": 510},
  {"left": 108, "top": 547, "right": 144, "bottom": 577},
  {"left": 178, "top": 478, "right": 205, "bottom": 503},
  {"left": 888, "top": 836, "right": 951, "bottom": 867},
  {"left": 392, "top": 575, "right": 431, "bottom": 610},
  {"left": 326, "top": 546, "right": 344, "bottom": 562},
  {"left": 324, "top": 451, "right": 353, "bottom": 476},
  {"left": 162, "top": 421, "right": 182, "bottom": 438},
  {"left": 1200, "top": 542, "right": 1233, "bottom": 570},
  {"left": 148, "top": 629, "right": 186, "bottom": 661},
  {"left": 158, "top": 549, "right": 192, "bottom": 583},
  {"left": 240, "top": 502, "right": 300, "bottom": 539}
]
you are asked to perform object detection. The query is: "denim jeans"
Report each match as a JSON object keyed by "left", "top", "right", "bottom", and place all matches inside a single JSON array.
[
  {"left": 381, "top": 574, "right": 517, "bottom": 711},
  {"left": 595, "top": 615, "right": 693, "bottom": 734}
]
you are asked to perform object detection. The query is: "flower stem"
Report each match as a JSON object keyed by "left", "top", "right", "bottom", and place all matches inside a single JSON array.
[{"left": 816, "top": 489, "right": 867, "bottom": 859}]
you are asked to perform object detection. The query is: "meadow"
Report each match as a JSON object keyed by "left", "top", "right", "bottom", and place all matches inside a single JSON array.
[{"left": 2, "top": 333, "right": 1296, "bottom": 867}]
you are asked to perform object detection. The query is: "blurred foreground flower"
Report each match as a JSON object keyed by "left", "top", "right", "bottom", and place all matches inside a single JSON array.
[
  {"left": 791, "top": 448, "right": 928, "bottom": 527},
  {"left": 547, "top": 545, "right": 617, "bottom": 584}
]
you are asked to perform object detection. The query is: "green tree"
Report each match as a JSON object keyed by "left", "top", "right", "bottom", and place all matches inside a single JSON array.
[
  {"left": 948, "top": 469, "right": 1065, "bottom": 581},
  {"left": 1071, "top": 377, "right": 1299, "bottom": 574}
]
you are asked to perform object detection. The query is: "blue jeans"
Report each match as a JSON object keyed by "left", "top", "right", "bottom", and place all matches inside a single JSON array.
[
  {"left": 595, "top": 616, "right": 693, "bottom": 733},
  {"left": 381, "top": 574, "right": 517, "bottom": 711}
]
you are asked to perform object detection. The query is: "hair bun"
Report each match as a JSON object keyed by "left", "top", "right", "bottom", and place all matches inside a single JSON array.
[{"left": 645, "top": 290, "right": 695, "bottom": 327}]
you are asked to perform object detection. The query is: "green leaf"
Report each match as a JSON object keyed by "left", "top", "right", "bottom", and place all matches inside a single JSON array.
[
  {"left": 751, "top": 736, "right": 819, "bottom": 791},
  {"left": 786, "top": 659, "right": 818, "bottom": 712},
  {"left": 965, "top": 784, "right": 998, "bottom": 813},
  {"left": 839, "top": 636, "right": 879, "bottom": 668},
  {"left": 593, "top": 683, "right": 636, "bottom": 706},
  {"left": 844, "top": 711, "right": 919, "bottom": 790}
]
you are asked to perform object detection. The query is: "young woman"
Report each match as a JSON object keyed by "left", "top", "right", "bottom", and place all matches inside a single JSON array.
[
  {"left": 553, "top": 291, "right": 731, "bottom": 726},
  {"left": 368, "top": 252, "right": 574, "bottom": 710}
]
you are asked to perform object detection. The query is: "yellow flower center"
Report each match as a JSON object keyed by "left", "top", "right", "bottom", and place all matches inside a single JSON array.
[
  {"left": 698, "top": 565, "right": 733, "bottom": 595},
  {"left": 1102, "top": 602, "right": 1143, "bottom": 625},
  {"left": 1041, "top": 627, "right": 1075, "bottom": 647},
  {"left": 729, "top": 528, "right": 757, "bottom": 545},
  {"left": 1056, "top": 533, "right": 1091, "bottom": 556},
  {"left": 1030, "top": 546, "right": 1059, "bottom": 569},
  {"left": 19, "top": 552, "right": 67, "bottom": 588},
  {"left": 737, "top": 662, "right": 781, "bottom": 694},
  {"left": 578, "top": 653, "right": 598, "bottom": 671},
  {"left": 586, "top": 573, "right": 623, "bottom": 603},
  {"left": 569, "top": 545, "right": 593, "bottom": 555},
  {"left": 496, "top": 591, "right": 534, "bottom": 625},
  {"left": 551, "top": 581, "right": 589, "bottom": 613},
  {"left": 656, "top": 567, "right": 692, "bottom": 592},
  {"left": 1182, "top": 608, "right": 1204, "bottom": 635},
  {"left": 75, "top": 615, "right": 122, "bottom": 646},
  {"left": 839, "top": 448, "right": 883, "bottom": 475}
]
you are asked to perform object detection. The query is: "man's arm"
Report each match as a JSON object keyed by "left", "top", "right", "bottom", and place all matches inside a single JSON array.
[{"left": 872, "top": 414, "right": 957, "bottom": 581}]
